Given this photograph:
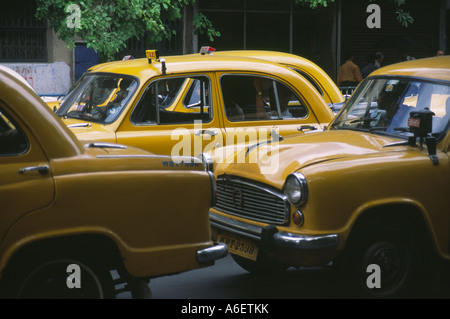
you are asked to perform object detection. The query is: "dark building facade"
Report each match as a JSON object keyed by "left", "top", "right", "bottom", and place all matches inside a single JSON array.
[
  {"left": 340, "top": 0, "right": 445, "bottom": 67},
  {"left": 1, "top": 0, "right": 448, "bottom": 85},
  {"left": 195, "top": 0, "right": 338, "bottom": 80},
  {"left": 195, "top": 0, "right": 448, "bottom": 81}
]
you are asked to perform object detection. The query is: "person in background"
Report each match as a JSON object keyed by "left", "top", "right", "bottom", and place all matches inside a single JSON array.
[
  {"left": 337, "top": 52, "right": 362, "bottom": 87},
  {"left": 399, "top": 48, "right": 415, "bottom": 61},
  {"left": 437, "top": 49, "right": 444, "bottom": 56},
  {"left": 361, "top": 51, "right": 384, "bottom": 79},
  {"left": 253, "top": 77, "right": 293, "bottom": 119}
]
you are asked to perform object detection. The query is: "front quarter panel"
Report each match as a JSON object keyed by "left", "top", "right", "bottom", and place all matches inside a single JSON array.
[
  {"left": 299, "top": 149, "right": 450, "bottom": 256},
  {"left": 0, "top": 155, "right": 215, "bottom": 277}
]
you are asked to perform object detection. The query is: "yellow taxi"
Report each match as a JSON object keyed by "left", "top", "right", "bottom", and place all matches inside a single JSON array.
[
  {"left": 207, "top": 56, "right": 450, "bottom": 298},
  {"left": 202, "top": 49, "right": 345, "bottom": 111},
  {"left": 44, "top": 95, "right": 65, "bottom": 111},
  {"left": 54, "top": 49, "right": 335, "bottom": 158},
  {"left": 0, "top": 67, "right": 226, "bottom": 298}
]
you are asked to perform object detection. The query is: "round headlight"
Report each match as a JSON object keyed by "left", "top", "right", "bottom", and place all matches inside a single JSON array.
[
  {"left": 284, "top": 173, "right": 308, "bottom": 206},
  {"left": 199, "top": 152, "right": 213, "bottom": 172}
]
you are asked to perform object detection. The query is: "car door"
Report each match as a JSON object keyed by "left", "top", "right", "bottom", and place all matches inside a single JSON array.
[
  {"left": 0, "top": 105, "right": 54, "bottom": 240},
  {"left": 117, "top": 74, "right": 225, "bottom": 158},
  {"left": 218, "top": 73, "right": 325, "bottom": 146}
]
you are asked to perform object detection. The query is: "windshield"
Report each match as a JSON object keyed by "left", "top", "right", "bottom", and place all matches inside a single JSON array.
[
  {"left": 331, "top": 77, "right": 450, "bottom": 139},
  {"left": 56, "top": 74, "right": 138, "bottom": 124}
]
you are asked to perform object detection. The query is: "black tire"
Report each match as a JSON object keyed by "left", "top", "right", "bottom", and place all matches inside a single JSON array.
[
  {"left": 231, "top": 254, "right": 288, "bottom": 275},
  {"left": 337, "top": 223, "right": 433, "bottom": 298},
  {"left": 1, "top": 255, "right": 115, "bottom": 299}
]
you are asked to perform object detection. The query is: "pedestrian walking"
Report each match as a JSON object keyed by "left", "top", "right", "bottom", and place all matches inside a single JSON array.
[{"left": 337, "top": 52, "right": 362, "bottom": 87}]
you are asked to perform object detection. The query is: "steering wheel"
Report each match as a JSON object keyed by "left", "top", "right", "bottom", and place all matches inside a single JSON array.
[{"left": 85, "top": 102, "right": 107, "bottom": 119}]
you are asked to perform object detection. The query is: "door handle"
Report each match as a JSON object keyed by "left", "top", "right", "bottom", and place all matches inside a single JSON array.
[
  {"left": 195, "top": 130, "right": 217, "bottom": 136},
  {"left": 297, "top": 125, "right": 317, "bottom": 132},
  {"left": 19, "top": 165, "right": 49, "bottom": 175}
]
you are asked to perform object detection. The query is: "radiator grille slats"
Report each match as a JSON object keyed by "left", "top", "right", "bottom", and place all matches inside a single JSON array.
[{"left": 214, "top": 176, "right": 289, "bottom": 225}]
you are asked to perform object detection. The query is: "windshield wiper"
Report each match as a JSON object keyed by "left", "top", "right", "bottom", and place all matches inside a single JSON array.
[
  {"left": 368, "top": 127, "right": 387, "bottom": 133},
  {"left": 329, "top": 119, "right": 348, "bottom": 129},
  {"left": 330, "top": 117, "right": 372, "bottom": 130},
  {"left": 64, "top": 111, "right": 96, "bottom": 121},
  {"left": 349, "top": 117, "right": 374, "bottom": 125}
]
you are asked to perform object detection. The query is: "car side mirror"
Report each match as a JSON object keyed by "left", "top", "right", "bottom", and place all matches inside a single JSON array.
[
  {"left": 407, "top": 108, "right": 438, "bottom": 165},
  {"left": 408, "top": 107, "right": 434, "bottom": 137}
]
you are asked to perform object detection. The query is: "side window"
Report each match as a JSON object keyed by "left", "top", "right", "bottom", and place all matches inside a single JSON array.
[
  {"left": 0, "top": 109, "right": 28, "bottom": 156},
  {"left": 131, "top": 76, "right": 212, "bottom": 125},
  {"left": 220, "top": 74, "right": 308, "bottom": 122},
  {"left": 183, "top": 78, "right": 210, "bottom": 109}
]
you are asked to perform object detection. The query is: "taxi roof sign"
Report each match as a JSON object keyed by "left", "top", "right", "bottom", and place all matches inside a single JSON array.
[
  {"left": 200, "top": 46, "right": 216, "bottom": 55},
  {"left": 145, "top": 49, "right": 166, "bottom": 75},
  {"left": 146, "top": 50, "right": 159, "bottom": 63}
]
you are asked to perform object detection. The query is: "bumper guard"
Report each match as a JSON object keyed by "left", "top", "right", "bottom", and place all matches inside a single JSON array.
[
  {"left": 210, "top": 212, "right": 338, "bottom": 251},
  {"left": 196, "top": 242, "right": 228, "bottom": 264}
]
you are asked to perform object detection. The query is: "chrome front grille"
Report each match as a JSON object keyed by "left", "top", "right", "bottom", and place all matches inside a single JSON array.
[{"left": 214, "top": 175, "right": 289, "bottom": 225}]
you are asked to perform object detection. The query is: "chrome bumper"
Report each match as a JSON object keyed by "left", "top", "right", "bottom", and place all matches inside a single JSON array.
[
  {"left": 196, "top": 242, "right": 228, "bottom": 264},
  {"left": 210, "top": 212, "right": 339, "bottom": 251}
]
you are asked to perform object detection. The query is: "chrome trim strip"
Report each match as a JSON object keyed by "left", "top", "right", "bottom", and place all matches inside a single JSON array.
[
  {"left": 85, "top": 142, "right": 128, "bottom": 149},
  {"left": 245, "top": 140, "right": 271, "bottom": 157},
  {"left": 199, "top": 152, "right": 214, "bottom": 172},
  {"left": 95, "top": 155, "right": 201, "bottom": 163},
  {"left": 68, "top": 123, "right": 91, "bottom": 128},
  {"left": 97, "top": 154, "right": 168, "bottom": 159},
  {"left": 273, "top": 232, "right": 339, "bottom": 250},
  {"left": 207, "top": 171, "right": 217, "bottom": 207}
]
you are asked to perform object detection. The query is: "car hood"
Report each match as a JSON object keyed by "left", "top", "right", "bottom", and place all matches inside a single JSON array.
[
  {"left": 52, "top": 142, "right": 205, "bottom": 176},
  {"left": 213, "top": 130, "right": 408, "bottom": 183}
]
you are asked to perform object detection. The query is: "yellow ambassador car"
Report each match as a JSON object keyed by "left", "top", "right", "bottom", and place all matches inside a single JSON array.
[
  {"left": 207, "top": 56, "right": 450, "bottom": 298},
  {"left": 0, "top": 67, "right": 227, "bottom": 298},
  {"left": 54, "top": 49, "right": 335, "bottom": 158},
  {"left": 203, "top": 49, "right": 345, "bottom": 112}
]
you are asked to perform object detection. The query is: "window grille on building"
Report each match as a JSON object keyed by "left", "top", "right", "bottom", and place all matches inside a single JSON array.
[{"left": 0, "top": 0, "right": 47, "bottom": 62}]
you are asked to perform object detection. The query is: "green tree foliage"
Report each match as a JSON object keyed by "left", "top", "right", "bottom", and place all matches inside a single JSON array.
[
  {"left": 294, "top": 0, "right": 413, "bottom": 27},
  {"left": 35, "top": 0, "right": 209, "bottom": 61},
  {"left": 294, "top": 0, "right": 335, "bottom": 8},
  {"left": 193, "top": 12, "right": 221, "bottom": 42},
  {"left": 36, "top": 0, "right": 413, "bottom": 62}
]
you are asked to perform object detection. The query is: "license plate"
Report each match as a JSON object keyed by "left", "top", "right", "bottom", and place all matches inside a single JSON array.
[{"left": 217, "top": 233, "right": 259, "bottom": 261}]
